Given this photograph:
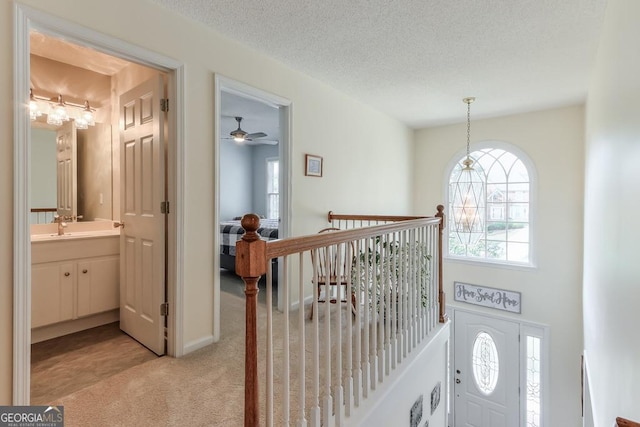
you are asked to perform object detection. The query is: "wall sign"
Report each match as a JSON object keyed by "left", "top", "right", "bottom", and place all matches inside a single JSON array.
[{"left": 454, "top": 282, "right": 521, "bottom": 314}]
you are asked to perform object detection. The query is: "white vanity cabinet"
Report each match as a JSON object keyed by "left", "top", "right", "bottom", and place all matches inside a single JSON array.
[
  {"left": 31, "top": 262, "right": 75, "bottom": 328},
  {"left": 31, "top": 234, "right": 119, "bottom": 331},
  {"left": 77, "top": 256, "right": 119, "bottom": 317}
]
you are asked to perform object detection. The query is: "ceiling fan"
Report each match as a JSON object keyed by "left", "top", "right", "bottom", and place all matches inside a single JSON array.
[{"left": 224, "top": 116, "right": 277, "bottom": 145}]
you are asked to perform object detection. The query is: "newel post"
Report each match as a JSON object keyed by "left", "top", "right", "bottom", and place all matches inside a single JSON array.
[
  {"left": 235, "top": 214, "right": 267, "bottom": 427},
  {"left": 435, "top": 205, "right": 448, "bottom": 323}
]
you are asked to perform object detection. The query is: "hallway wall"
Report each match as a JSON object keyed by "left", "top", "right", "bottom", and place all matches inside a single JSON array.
[
  {"left": 583, "top": 0, "right": 640, "bottom": 424},
  {"left": 414, "top": 105, "right": 585, "bottom": 426},
  {"left": 0, "top": 0, "right": 413, "bottom": 402}
]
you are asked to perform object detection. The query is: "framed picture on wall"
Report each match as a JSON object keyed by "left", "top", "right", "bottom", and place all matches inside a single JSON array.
[{"left": 305, "top": 154, "right": 323, "bottom": 177}]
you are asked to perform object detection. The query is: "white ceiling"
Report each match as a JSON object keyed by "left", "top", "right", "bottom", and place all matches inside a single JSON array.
[{"left": 150, "top": 0, "right": 608, "bottom": 128}]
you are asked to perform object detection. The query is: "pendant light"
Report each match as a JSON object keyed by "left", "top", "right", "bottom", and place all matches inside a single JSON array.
[{"left": 450, "top": 96, "right": 485, "bottom": 246}]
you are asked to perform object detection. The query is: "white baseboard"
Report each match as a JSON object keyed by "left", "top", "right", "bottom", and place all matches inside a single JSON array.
[
  {"left": 288, "top": 294, "right": 314, "bottom": 311},
  {"left": 31, "top": 309, "right": 119, "bottom": 343},
  {"left": 183, "top": 335, "right": 215, "bottom": 355}
]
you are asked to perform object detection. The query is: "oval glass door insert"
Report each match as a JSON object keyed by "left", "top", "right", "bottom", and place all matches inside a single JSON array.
[{"left": 472, "top": 331, "right": 500, "bottom": 394}]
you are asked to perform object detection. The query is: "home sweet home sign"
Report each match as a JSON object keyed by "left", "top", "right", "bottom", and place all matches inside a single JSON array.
[{"left": 454, "top": 282, "right": 521, "bottom": 314}]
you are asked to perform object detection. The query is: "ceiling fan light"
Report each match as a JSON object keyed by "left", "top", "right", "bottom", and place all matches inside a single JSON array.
[{"left": 233, "top": 135, "right": 245, "bottom": 142}]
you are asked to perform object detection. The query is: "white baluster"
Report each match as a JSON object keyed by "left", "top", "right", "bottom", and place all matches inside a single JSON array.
[
  {"left": 282, "top": 257, "right": 290, "bottom": 425},
  {"left": 353, "top": 239, "right": 363, "bottom": 407},
  {"left": 322, "top": 244, "right": 333, "bottom": 426},
  {"left": 266, "top": 266, "right": 274, "bottom": 427},
  {"left": 310, "top": 250, "right": 321, "bottom": 427}
]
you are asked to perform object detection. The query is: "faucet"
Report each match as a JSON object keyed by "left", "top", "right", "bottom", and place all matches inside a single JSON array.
[{"left": 53, "top": 215, "right": 69, "bottom": 235}]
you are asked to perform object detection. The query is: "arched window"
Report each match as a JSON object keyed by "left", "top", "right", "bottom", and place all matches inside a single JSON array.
[{"left": 447, "top": 145, "right": 534, "bottom": 265}]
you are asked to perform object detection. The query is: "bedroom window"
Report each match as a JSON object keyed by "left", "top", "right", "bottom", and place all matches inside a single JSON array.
[
  {"left": 266, "top": 157, "right": 279, "bottom": 219},
  {"left": 447, "top": 145, "right": 534, "bottom": 265}
]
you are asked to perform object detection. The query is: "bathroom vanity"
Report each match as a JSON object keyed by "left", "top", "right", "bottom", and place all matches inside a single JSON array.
[{"left": 31, "top": 222, "right": 120, "bottom": 343}]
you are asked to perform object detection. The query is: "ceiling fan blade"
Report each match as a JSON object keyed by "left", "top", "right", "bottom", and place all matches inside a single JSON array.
[
  {"left": 245, "top": 132, "right": 267, "bottom": 139},
  {"left": 245, "top": 139, "right": 278, "bottom": 146}
]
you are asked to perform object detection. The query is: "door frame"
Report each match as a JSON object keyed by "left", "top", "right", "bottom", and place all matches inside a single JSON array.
[
  {"left": 214, "top": 75, "right": 292, "bottom": 317},
  {"left": 448, "top": 305, "right": 550, "bottom": 427},
  {"left": 13, "top": 4, "right": 185, "bottom": 404}
]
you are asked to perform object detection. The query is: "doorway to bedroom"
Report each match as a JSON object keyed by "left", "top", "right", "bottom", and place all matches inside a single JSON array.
[{"left": 216, "top": 78, "right": 291, "bottom": 313}]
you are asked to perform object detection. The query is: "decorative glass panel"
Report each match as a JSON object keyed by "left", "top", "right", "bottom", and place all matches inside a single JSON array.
[
  {"left": 447, "top": 146, "right": 532, "bottom": 264},
  {"left": 526, "top": 336, "right": 542, "bottom": 427},
  {"left": 472, "top": 331, "right": 500, "bottom": 395}
]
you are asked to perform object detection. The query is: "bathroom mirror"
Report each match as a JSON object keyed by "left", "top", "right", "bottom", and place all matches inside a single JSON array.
[{"left": 31, "top": 118, "right": 113, "bottom": 222}]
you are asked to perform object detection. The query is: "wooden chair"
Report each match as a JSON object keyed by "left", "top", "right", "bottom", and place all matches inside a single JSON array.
[{"left": 309, "top": 227, "right": 357, "bottom": 320}]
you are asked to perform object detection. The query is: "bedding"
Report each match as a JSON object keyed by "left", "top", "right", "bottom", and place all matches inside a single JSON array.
[
  {"left": 220, "top": 218, "right": 279, "bottom": 257},
  {"left": 219, "top": 218, "right": 279, "bottom": 280}
]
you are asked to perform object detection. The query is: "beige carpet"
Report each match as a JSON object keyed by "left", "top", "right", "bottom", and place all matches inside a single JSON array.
[{"left": 54, "top": 291, "right": 373, "bottom": 426}]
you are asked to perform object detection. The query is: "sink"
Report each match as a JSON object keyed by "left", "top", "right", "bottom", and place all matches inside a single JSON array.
[{"left": 31, "top": 229, "right": 120, "bottom": 242}]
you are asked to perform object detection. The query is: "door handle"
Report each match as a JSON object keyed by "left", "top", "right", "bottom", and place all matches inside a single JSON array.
[{"left": 113, "top": 221, "right": 125, "bottom": 228}]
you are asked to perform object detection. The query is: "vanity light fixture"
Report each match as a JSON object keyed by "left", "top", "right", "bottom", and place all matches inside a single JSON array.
[
  {"left": 29, "top": 89, "right": 42, "bottom": 121},
  {"left": 29, "top": 90, "right": 97, "bottom": 128},
  {"left": 75, "top": 101, "right": 95, "bottom": 130}
]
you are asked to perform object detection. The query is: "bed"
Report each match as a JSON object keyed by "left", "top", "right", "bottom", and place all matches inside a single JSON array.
[{"left": 220, "top": 218, "right": 279, "bottom": 281}]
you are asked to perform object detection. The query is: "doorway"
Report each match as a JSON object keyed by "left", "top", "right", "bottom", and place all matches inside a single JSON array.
[
  {"left": 450, "top": 308, "right": 549, "bottom": 427},
  {"left": 13, "top": 5, "right": 184, "bottom": 405},
  {"left": 215, "top": 77, "right": 291, "bottom": 315}
]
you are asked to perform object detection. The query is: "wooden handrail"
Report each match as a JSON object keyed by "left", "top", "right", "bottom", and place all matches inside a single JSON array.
[
  {"left": 237, "top": 206, "right": 446, "bottom": 426},
  {"left": 266, "top": 217, "right": 441, "bottom": 260},
  {"left": 617, "top": 417, "right": 640, "bottom": 427},
  {"left": 328, "top": 210, "right": 431, "bottom": 223},
  {"left": 435, "top": 205, "right": 447, "bottom": 323}
]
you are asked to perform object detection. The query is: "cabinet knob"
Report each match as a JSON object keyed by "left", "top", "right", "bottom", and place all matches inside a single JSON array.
[
  {"left": 82, "top": 269, "right": 88, "bottom": 274},
  {"left": 64, "top": 272, "right": 70, "bottom": 277}
]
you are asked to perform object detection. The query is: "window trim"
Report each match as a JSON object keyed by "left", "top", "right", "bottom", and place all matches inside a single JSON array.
[
  {"left": 265, "top": 156, "right": 279, "bottom": 220},
  {"left": 443, "top": 140, "right": 538, "bottom": 268}
]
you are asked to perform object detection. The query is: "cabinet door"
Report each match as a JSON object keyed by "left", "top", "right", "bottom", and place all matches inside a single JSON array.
[
  {"left": 77, "top": 256, "right": 119, "bottom": 317},
  {"left": 32, "top": 262, "right": 74, "bottom": 328}
]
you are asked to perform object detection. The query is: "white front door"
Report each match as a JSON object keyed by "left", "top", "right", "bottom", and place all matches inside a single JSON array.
[
  {"left": 119, "top": 75, "right": 166, "bottom": 356},
  {"left": 454, "top": 310, "right": 520, "bottom": 426}
]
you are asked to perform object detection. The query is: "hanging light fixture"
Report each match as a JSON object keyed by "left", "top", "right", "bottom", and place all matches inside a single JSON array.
[{"left": 450, "top": 96, "right": 485, "bottom": 246}]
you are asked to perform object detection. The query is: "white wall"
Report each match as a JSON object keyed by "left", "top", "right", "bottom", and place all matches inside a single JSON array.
[
  {"left": 355, "top": 324, "right": 449, "bottom": 427},
  {"left": 0, "top": 0, "right": 413, "bottom": 402},
  {"left": 220, "top": 141, "right": 253, "bottom": 220},
  {"left": 583, "top": 0, "right": 640, "bottom": 424},
  {"left": 413, "top": 105, "right": 585, "bottom": 426},
  {"left": 30, "top": 128, "right": 57, "bottom": 208}
]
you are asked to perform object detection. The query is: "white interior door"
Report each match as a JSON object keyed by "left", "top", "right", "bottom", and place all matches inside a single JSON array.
[
  {"left": 56, "top": 120, "right": 77, "bottom": 219},
  {"left": 454, "top": 310, "right": 520, "bottom": 427},
  {"left": 119, "top": 75, "right": 166, "bottom": 356}
]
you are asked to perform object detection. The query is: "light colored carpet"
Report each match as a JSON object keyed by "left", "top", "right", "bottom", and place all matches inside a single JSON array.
[
  {"left": 54, "top": 290, "right": 367, "bottom": 426},
  {"left": 55, "top": 292, "right": 256, "bottom": 426}
]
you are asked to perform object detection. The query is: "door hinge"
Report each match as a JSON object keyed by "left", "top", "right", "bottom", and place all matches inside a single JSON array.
[
  {"left": 160, "top": 302, "right": 169, "bottom": 317},
  {"left": 161, "top": 98, "right": 169, "bottom": 112},
  {"left": 161, "top": 201, "right": 170, "bottom": 214}
]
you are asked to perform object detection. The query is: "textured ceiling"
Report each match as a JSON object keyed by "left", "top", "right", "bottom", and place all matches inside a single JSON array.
[{"left": 150, "top": 0, "right": 608, "bottom": 127}]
